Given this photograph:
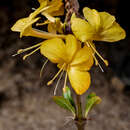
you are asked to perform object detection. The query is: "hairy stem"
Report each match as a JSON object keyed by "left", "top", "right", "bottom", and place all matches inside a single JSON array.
[
  {"left": 76, "top": 95, "right": 82, "bottom": 119},
  {"left": 75, "top": 95, "right": 85, "bottom": 130}
]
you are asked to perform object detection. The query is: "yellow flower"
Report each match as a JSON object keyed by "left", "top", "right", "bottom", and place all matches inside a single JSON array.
[
  {"left": 11, "top": 0, "right": 64, "bottom": 38},
  {"left": 71, "top": 7, "right": 126, "bottom": 67},
  {"left": 41, "top": 0, "right": 64, "bottom": 17},
  {"left": 37, "top": 18, "right": 64, "bottom": 34},
  {"left": 71, "top": 7, "right": 126, "bottom": 42},
  {"left": 47, "top": 18, "right": 63, "bottom": 34},
  {"left": 40, "top": 34, "right": 94, "bottom": 95}
]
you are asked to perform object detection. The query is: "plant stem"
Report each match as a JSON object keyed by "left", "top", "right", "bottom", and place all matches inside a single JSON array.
[
  {"left": 76, "top": 95, "right": 82, "bottom": 119},
  {"left": 64, "top": 0, "right": 80, "bottom": 34},
  {"left": 75, "top": 95, "right": 85, "bottom": 130},
  {"left": 65, "top": 0, "right": 79, "bottom": 22}
]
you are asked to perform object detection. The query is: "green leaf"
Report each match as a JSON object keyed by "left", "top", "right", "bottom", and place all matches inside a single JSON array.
[
  {"left": 63, "top": 86, "right": 76, "bottom": 108},
  {"left": 85, "top": 92, "right": 101, "bottom": 118},
  {"left": 53, "top": 96, "right": 76, "bottom": 116}
]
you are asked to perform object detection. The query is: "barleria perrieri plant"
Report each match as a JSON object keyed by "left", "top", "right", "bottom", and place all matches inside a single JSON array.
[{"left": 11, "top": 0, "right": 126, "bottom": 130}]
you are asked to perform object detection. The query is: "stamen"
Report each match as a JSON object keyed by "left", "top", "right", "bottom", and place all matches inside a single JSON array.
[
  {"left": 54, "top": 70, "right": 64, "bottom": 95},
  {"left": 42, "top": 12, "right": 56, "bottom": 23},
  {"left": 32, "top": 8, "right": 36, "bottom": 11},
  {"left": 40, "top": 6, "right": 52, "bottom": 14},
  {"left": 40, "top": 59, "right": 49, "bottom": 77},
  {"left": 92, "top": 53, "right": 98, "bottom": 66},
  {"left": 92, "top": 53, "right": 104, "bottom": 72},
  {"left": 36, "top": 21, "right": 50, "bottom": 26},
  {"left": 86, "top": 42, "right": 90, "bottom": 47},
  {"left": 47, "top": 64, "right": 66, "bottom": 86},
  {"left": 31, "top": 28, "right": 66, "bottom": 39},
  {"left": 88, "top": 42, "right": 109, "bottom": 66},
  {"left": 63, "top": 72, "right": 68, "bottom": 92},
  {"left": 23, "top": 47, "right": 40, "bottom": 60},
  {"left": 12, "top": 42, "right": 42, "bottom": 57},
  {"left": 98, "top": 62, "right": 104, "bottom": 72}
]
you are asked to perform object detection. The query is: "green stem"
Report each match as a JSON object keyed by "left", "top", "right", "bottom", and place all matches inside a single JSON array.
[{"left": 75, "top": 95, "right": 85, "bottom": 130}]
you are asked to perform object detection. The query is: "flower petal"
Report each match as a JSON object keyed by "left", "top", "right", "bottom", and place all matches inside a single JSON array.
[
  {"left": 99, "top": 12, "right": 115, "bottom": 30},
  {"left": 38, "top": 0, "right": 48, "bottom": 5},
  {"left": 70, "top": 46, "right": 93, "bottom": 70},
  {"left": 71, "top": 18, "right": 94, "bottom": 42},
  {"left": 49, "top": 5, "right": 64, "bottom": 16},
  {"left": 42, "top": 0, "right": 64, "bottom": 16},
  {"left": 40, "top": 38, "right": 67, "bottom": 63},
  {"left": 11, "top": 17, "right": 40, "bottom": 38},
  {"left": 48, "top": 18, "right": 63, "bottom": 34},
  {"left": 83, "top": 7, "right": 100, "bottom": 31},
  {"left": 68, "top": 68, "right": 91, "bottom": 95},
  {"left": 98, "top": 22, "right": 126, "bottom": 42},
  {"left": 65, "top": 35, "right": 78, "bottom": 63}
]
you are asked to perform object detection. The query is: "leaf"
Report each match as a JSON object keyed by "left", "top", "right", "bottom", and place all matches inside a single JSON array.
[
  {"left": 85, "top": 92, "right": 101, "bottom": 118},
  {"left": 53, "top": 96, "right": 76, "bottom": 116},
  {"left": 63, "top": 86, "right": 76, "bottom": 108}
]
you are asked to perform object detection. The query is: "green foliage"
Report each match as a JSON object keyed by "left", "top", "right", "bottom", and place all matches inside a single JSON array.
[
  {"left": 85, "top": 92, "right": 101, "bottom": 118},
  {"left": 63, "top": 86, "right": 76, "bottom": 108},
  {"left": 53, "top": 96, "right": 76, "bottom": 116}
]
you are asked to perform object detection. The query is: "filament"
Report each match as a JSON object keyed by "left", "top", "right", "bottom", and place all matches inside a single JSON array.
[
  {"left": 87, "top": 41, "right": 108, "bottom": 66},
  {"left": 63, "top": 72, "right": 68, "bottom": 92},
  {"left": 42, "top": 12, "right": 56, "bottom": 23},
  {"left": 12, "top": 42, "right": 43, "bottom": 57},
  {"left": 54, "top": 70, "right": 64, "bottom": 95},
  {"left": 36, "top": 21, "right": 50, "bottom": 26},
  {"left": 47, "top": 64, "right": 66, "bottom": 86},
  {"left": 40, "top": 59, "right": 49, "bottom": 77},
  {"left": 92, "top": 53, "right": 98, "bottom": 66},
  {"left": 92, "top": 53, "right": 104, "bottom": 72},
  {"left": 23, "top": 47, "right": 40, "bottom": 60},
  {"left": 98, "top": 62, "right": 104, "bottom": 72}
]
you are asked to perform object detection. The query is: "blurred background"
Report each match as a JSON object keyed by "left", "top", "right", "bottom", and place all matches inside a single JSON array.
[{"left": 0, "top": 0, "right": 130, "bottom": 130}]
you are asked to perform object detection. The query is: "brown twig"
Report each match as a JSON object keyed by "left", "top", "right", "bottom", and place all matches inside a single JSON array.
[
  {"left": 65, "top": 0, "right": 79, "bottom": 22},
  {"left": 64, "top": 0, "right": 80, "bottom": 34}
]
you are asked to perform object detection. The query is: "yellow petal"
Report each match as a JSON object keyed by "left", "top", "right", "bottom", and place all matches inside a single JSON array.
[
  {"left": 38, "top": 0, "right": 48, "bottom": 5},
  {"left": 49, "top": 5, "right": 64, "bottom": 16},
  {"left": 40, "top": 38, "right": 67, "bottom": 63},
  {"left": 30, "top": 1, "right": 48, "bottom": 18},
  {"left": 70, "top": 46, "right": 93, "bottom": 70},
  {"left": 11, "top": 17, "right": 39, "bottom": 38},
  {"left": 11, "top": 17, "right": 65, "bottom": 39},
  {"left": 98, "top": 22, "right": 126, "bottom": 42},
  {"left": 48, "top": 23, "right": 57, "bottom": 34},
  {"left": 83, "top": 7, "right": 100, "bottom": 31},
  {"left": 68, "top": 68, "right": 91, "bottom": 95},
  {"left": 42, "top": 0, "right": 64, "bottom": 16},
  {"left": 65, "top": 35, "right": 78, "bottom": 63},
  {"left": 11, "top": 0, "right": 48, "bottom": 37},
  {"left": 47, "top": 18, "right": 63, "bottom": 34},
  {"left": 71, "top": 18, "right": 94, "bottom": 42},
  {"left": 99, "top": 12, "right": 115, "bottom": 30}
]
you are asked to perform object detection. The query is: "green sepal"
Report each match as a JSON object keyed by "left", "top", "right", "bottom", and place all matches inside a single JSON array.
[
  {"left": 63, "top": 86, "right": 76, "bottom": 108},
  {"left": 85, "top": 92, "right": 101, "bottom": 118},
  {"left": 53, "top": 96, "right": 76, "bottom": 116}
]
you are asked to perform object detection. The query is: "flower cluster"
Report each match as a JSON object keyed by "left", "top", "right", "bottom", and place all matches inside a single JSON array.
[{"left": 11, "top": 0, "right": 126, "bottom": 95}]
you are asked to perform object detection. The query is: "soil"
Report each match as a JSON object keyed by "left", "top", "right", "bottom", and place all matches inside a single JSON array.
[{"left": 0, "top": 0, "right": 130, "bottom": 130}]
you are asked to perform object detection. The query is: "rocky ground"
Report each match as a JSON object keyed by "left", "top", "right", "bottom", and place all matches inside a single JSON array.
[{"left": 0, "top": 0, "right": 130, "bottom": 130}]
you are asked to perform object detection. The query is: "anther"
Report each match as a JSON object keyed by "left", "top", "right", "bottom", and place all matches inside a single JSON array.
[{"left": 47, "top": 80, "right": 53, "bottom": 86}]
